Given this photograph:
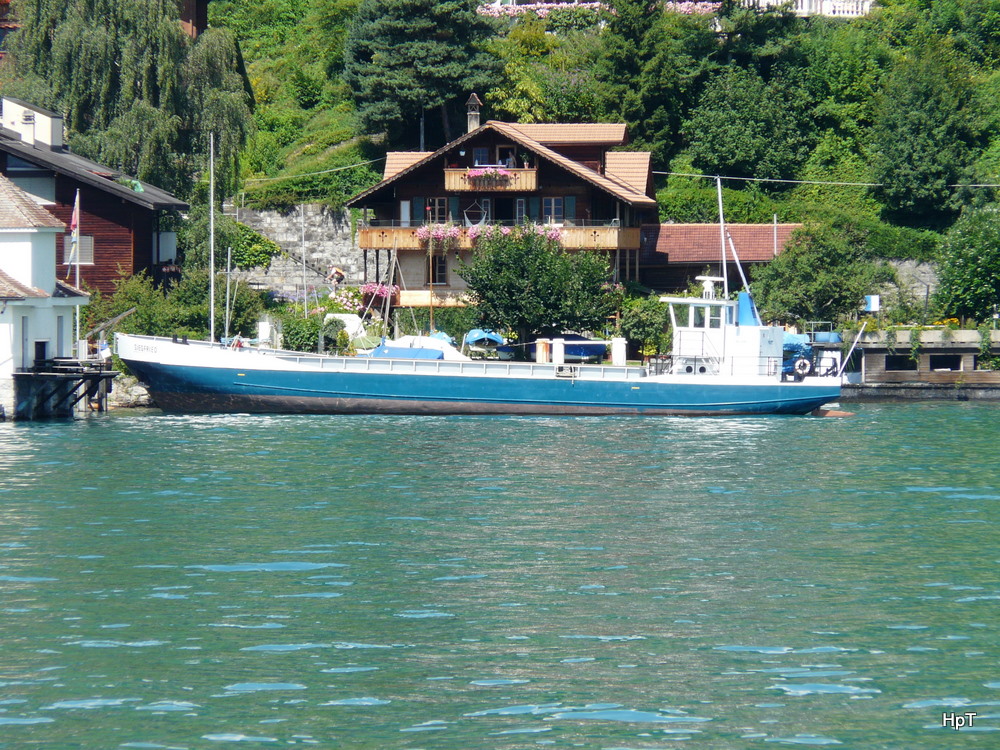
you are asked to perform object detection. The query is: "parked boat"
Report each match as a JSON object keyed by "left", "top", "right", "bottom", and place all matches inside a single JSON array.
[{"left": 115, "top": 280, "right": 839, "bottom": 416}]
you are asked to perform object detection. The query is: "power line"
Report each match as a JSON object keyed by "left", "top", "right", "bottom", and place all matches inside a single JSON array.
[
  {"left": 654, "top": 171, "right": 1000, "bottom": 189},
  {"left": 243, "top": 157, "right": 386, "bottom": 184}
]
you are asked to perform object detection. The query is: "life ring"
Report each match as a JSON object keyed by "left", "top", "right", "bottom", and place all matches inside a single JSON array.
[{"left": 793, "top": 357, "right": 812, "bottom": 377}]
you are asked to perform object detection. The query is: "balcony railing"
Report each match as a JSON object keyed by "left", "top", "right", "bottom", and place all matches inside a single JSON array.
[
  {"left": 444, "top": 167, "right": 537, "bottom": 192},
  {"left": 357, "top": 221, "right": 641, "bottom": 251}
]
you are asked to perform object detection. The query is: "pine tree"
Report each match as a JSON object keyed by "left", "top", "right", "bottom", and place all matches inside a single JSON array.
[{"left": 343, "top": 0, "right": 499, "bottom": 147}]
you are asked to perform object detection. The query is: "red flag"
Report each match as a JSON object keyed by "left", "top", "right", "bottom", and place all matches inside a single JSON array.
[
  {"left": 70, "top": 189, "right": 80, "bottom": 234},
  {"left": 65, "top": 190, "right": 80, "bottom": 280}
]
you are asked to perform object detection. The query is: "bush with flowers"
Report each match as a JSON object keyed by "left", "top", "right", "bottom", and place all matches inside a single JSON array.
[{"left": 417, "top": 223, "right": 463, "bottom": 253}]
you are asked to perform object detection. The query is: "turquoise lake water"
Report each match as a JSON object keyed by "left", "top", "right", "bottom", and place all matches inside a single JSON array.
[{"left": 0, "top": 403, "right": 998, "bottom": 748}]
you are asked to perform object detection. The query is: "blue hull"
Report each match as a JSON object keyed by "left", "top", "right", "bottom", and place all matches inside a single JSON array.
[{"left": 123, "top": 358, "right": 840, "bottom": 417}]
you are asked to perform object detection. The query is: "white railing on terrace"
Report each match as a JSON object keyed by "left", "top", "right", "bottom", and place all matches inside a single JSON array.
[{"left": 743, "top": 0, "right": 873, "bottom": 17}]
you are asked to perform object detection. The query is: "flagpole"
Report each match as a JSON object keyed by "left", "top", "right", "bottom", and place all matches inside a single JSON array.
[
  {"left": 69, "top": 189, "right": 81, "bottom": 356},
  {"left": 209, "top": 133, "right": 216, "bottom": 343}
]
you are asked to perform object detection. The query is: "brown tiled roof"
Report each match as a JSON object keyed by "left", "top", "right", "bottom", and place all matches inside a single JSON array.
[
  {"left": 0, "top": 174, "right": 65, "bottom": 230},
  {"left": 605, "top": 152, "right": 650, "bottom": 195},
  {"left": 348, "top": 121, "right": 655, "bottom": 209},
  {"left": 489, "top": 121, "right": 656, "bottom": 207},
  {"left": 646, "top": 223, "right": 804, "bottom": 263},
  {"left": 384, "top": 152, "right": 433, "bottom": 180},
  {"left": 0, "top": 267, "right": 46, "bottom": 299},
  {"left": 504, "top": 123, "right": 628, "bottom": 146}
]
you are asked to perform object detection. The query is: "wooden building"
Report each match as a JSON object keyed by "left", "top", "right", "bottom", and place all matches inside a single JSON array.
[
  {"left": 346, "top": 99, "right": 657, "bottom": 307},
  {"left": 0, "top": 97, "right": 188, "bottom": 297},
  {"left": 640, "top": 222, "right": 803, "bottom": 292}
]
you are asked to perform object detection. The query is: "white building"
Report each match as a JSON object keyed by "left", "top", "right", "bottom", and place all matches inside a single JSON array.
[
  {"left": 0, "top": 175, "right": 89, "bottom": 419},
  {"left": 744, "top": 0, "right": 874, "bottom": 17}
]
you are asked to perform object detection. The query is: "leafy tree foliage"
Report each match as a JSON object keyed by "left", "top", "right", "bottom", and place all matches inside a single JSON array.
[
  {"left": 752, "top": 223, "right": 894, "bottom": 325},
  {"left": 869, "top": 42, "right": 981, "bottom": 228},
  {"left": 178, "top": 205, "right": 281, "bottom": 271},
  {"left": 84, "top": 270, "right": 266, "bottom": 342},
  {"left": 620, "top": 295, "right": 669, "bottom": 356},
  {"left": 935, "top": 207, "right": 1000, "bottom": 321},
  {"left": 684, "top": 67, "right": 814, "bottom": 183},
  {"left": 458, "top": 227, "right": 612, "bottom": 344},
  {"left": 4, "top": 0, "right": 254, "bottom": 198},
  {"left": 343, "top": 0, "right": 499, "bottom": 146}
]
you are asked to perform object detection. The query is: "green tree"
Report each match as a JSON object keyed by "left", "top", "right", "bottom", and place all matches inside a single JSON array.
[
  {"left": 4, "top": 1, "right": 254, "bottom": 198},
  {"left": 620, "top": 295, "right": 668, "bottom": 356},
  {"left": 458, "top": 226, "right": 611, "bottom": 344},
  {"left": 683, "top": 67, "right": 814, "bottom": 183},
  {"left": 751, "top": 224, "right": 894, "bottom": 325},
  {"left": 343, "top": 0, "right": 499, "bottom": 146},
  {"left": 935, "top": 206, "right": 1000, "bottom": 321},
  {"left": 870, "top": 42, "right": 981, "bottom": 228}
]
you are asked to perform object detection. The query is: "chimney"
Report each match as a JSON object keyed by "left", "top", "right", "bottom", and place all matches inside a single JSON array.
[{"left": 466, "top": 93, "right": 483, "bottom": 134}]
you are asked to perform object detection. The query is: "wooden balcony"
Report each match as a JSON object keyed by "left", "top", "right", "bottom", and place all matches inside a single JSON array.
[
  {"left": 560, "top": 226, "right": 641, "bottom": 250},
  {"left": 444, "top": 168, "right": 537, "bottom": 192},
  {"left": 358, "top": 227, "right": 474, "bottom": 250},
  {"left": 357, "top": 224, "right": 640, "bottom": 251}
]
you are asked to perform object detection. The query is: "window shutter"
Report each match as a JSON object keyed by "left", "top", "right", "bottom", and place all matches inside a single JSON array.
[
  {"left": 413, "top": 198, "right": 425, "bottom": 222},
  {"left": 564, "top": 196, "right": 576, "bottom": 223},
  {"left": 449, "top": 197, "right": 459, "bottom": 222},
  {"left": 528, "top": 197, "right": 540, "bottom": 221}
]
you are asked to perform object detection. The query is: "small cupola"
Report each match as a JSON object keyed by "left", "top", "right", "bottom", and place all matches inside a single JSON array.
[{"left": 466, "top": 93, "right": 483, "bottom": 134}]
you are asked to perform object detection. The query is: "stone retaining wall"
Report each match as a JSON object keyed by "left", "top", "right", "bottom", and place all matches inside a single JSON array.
[{"left": 224, "top": 203, "right": 360, "bottom": 297}]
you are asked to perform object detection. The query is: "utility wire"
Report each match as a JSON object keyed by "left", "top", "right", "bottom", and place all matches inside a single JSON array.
[
  {"left": 244, "top": 157, "right": 386, "bottom": 184},
  {"left": 654, "top": 171, "right": 1000, "bottom": 189}
]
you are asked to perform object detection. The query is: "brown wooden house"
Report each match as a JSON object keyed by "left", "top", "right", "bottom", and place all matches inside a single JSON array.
[
  {"left": 0, "top": 97, "right": 188, "bottom": 297},
  {"left": 346, "top": 102, "right": 657, "bottom": 307}
]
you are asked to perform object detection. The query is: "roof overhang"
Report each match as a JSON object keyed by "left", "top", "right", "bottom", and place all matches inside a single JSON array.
[
  {"left": 346, "top": 121, "right": 656, "bottom": 210},
  {"left": 0, "top": 137, "right": 188, "bottom": 211}
]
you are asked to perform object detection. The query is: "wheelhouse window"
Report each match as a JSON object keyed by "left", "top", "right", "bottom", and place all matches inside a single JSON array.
[{"left": 542, "top": 197, "right": 563, "bottom": 224}]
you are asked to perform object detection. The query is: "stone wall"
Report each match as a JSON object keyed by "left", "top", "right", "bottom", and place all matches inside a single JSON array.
[{"left": 224, "top": 203, "right": 365, "bottom": 297}]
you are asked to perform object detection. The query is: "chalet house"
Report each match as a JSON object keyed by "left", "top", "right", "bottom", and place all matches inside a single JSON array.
[
  {"left": 0, "top": 97, "right": 188, "bottom": 297},
  {"left": 0, "top": 175, "right": 92, "bottom": 419},
  {"left": 641, "top": 223, "right": 803, "bottom": 291},
  {"left": 346, "top": 98, "right": 657, "bottom": 307}
]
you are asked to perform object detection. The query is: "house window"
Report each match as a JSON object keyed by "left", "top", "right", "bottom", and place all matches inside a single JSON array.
[
  {"left": 425, "top": 197, "right": 448, "bottom": 223},
  {"left": 473, "top": 147, "right": 490, "bottom": 166},
  {"left": 63, "top": 235, "right": 94, "bottom": 265},
  {"left": 515, "top": 198, "right": 527, "bottom": 224},
  {"left": 430, "top": 254, "right": 448, "bottom": 285},
  {"left": 884, "top": 354, "right": 917, "bottom": 371},
  {"left": 498, "top": 146, "right": 516, "bottom": 167},
  {"left": 929, "top": 354, "right": 962, "bottom": 371},
  {"left": 543, "top": 197, "right": 564, "bottom": 224}
]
